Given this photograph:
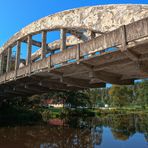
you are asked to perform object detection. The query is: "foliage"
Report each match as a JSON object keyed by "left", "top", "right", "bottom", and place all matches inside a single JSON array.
[
  {"left": 109, "top": 85, "right": 133, "bottom": 107},
  {"left": 51, "top": 91, "right": 91, "bottom": 108},
  {"left": 1, "top": 79, "right": 148, "bottom": 125},
  {"left": 135, "top": 80, "right": 148, "bottom": 107}
]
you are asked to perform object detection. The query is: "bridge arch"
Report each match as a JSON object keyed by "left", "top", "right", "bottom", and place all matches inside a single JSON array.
[{"left": 1, "top": 4, "right": 148, "bottom": 52}]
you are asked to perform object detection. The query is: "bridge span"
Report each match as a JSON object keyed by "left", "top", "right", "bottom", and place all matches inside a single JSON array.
[{"left": 0, "top": 4, "right": 148, "bottom": 97}]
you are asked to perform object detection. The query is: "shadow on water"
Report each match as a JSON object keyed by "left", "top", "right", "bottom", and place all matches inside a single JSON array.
[{"left": 0, "top": 102, "right": 43, "bottom": 127}]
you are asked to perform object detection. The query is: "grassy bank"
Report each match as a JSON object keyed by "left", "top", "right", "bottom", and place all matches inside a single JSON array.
[
  {"left": 1, "top": 104, "right": 148, "bottom": 126},
  {"left": 95, "top": 106, "right": 148, "bottom": 117}
]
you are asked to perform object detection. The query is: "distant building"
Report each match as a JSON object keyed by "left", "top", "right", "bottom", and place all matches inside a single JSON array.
[{"left": 42, "top": 98, "right": 64, "bottom": 108}]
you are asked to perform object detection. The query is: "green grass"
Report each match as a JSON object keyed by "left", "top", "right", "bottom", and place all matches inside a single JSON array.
[{"left": 95, "top": 106, "right": 148, "bottom": 117}]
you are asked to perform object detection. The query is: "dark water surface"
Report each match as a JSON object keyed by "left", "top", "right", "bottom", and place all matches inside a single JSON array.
[{"left": 0, "top": 113, "right": 148, "bottom": 148}]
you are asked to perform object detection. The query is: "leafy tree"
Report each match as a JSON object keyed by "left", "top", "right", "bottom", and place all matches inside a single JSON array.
[
  {"left": 136, "top": 80, "right": 148, "bottom": 107},
  {"left": 28, "top": 95, "right": 41, "bottom": 108},
  {"left": 63, "top": 91, "right": 91, "bottom": 108},
  {"left": 109, "top": 85, "right": 132, "bottom": 107},
  {"left": 84, "top": 89, "right": 101, "bottom": 108}
]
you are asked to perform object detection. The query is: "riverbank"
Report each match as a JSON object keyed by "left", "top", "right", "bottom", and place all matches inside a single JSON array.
[
  {"left": 1, "top": 105, "right": 148, "bottom": 126},
  {"left": 95, "top": 106, "right": 148, "bottom": 116}
]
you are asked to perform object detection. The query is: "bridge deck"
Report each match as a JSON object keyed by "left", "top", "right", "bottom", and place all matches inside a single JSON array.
[{"left": 1, "top": 41, "right": 148, "bottom": 97}]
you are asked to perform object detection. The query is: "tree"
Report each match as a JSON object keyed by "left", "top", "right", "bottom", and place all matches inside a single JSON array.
[
  {"left": 136, "top": 80, "right": 148, "bottom": 106},
  {"left": 109, "top": 85, "right": 132, "bottom": 107},
  {"left": 84, "top": 89, "right": 101, "bottom": 108},
  {"left": 64, "top": 91, "right": 91, "bottom": 108},
  {"left": 28, "top": 95, "right": 41, "bottom": 108}
]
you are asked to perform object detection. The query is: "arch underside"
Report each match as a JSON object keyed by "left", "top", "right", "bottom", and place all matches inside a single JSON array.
[{"left": 0, "top": 4, "right": 148, "bottom": 97}]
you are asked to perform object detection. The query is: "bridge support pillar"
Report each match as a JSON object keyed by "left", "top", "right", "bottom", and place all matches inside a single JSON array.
[
  {"left": 0, "top": 54, "right": 4, "bottom": 75},
  {"left": 60, "top": 29, "right": 66, "bottom": 51},
  {"left": 26, "top": 35, "right": 32, "bottom": 65},
  {"left": 26, "top": 35, "right": 32, "bottom": 74},
  {"left": 15, "top": 41, "right": 21, "bottom": 77},
  {"left": 41, "top": 31, "right": 47, "bottom": 60},
  {"left": 6, "top": 47, "right": 12, "bottom": 72},
  {"left": 76, "top": 44, "right": 80, "bottom": 64}
]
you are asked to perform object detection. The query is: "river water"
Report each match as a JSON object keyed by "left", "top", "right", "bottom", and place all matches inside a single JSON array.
[{"left": 0, "top": 113, "right": 148, "bottom": 148}]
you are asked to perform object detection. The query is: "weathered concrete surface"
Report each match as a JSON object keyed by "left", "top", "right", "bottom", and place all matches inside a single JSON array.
[
  {"left": 31, "top": 36, "right": 82, "bottom": 61},
  {"left": 0, "top": 4, "right": 148, "bottom": 98},
  {"left": 1, "top": 4, "right": 148, "bottom": 53}
]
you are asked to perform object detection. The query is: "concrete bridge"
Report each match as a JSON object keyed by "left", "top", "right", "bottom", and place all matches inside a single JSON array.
[{"left": 0, "top": 4, "right": 148, "bottom": 97}]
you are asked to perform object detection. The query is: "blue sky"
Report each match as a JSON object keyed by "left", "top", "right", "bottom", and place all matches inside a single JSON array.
[{"left": 0, "top": 0, "right": 147, "bottom": 47}]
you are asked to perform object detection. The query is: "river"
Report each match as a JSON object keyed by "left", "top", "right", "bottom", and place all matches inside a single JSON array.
[{"left": 0, "top": 113, "right": 148, "bottom": 148}]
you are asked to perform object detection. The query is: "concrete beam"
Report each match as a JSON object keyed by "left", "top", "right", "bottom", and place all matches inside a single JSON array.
[
  {"left": 6, "top": 47, "right": 12, "bottom": 72},
  {"left": 23, "top": 39, "right": 42, "bottom": 47},
  {"left": 26, "top": 35, "right": 32, "bottom": 66},
  {"left": 0, "top": 54, "right": 4, "bottom": 75},
  {"left": 15, "top": 41, "right": 21, "bottom": 78},
  {"left": 60, "top": 77, "right": 105, "bottom": 88},
  {"left": 120, "top": 25, "right": 140, "bottom": 61},
  {"left": 89, "top": 71, "right": 134, "bottom": 85},
  {"left": 31, "top": 36, "right": 81, "bottom": 62},
  {"left": 41, "top": 31, "right": 47, "bottom": 59},
  {"left": 60, "top": 29, "right": 66, "bottom": 51}
]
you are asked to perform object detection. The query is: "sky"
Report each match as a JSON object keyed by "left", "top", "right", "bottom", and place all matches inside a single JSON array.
[{"left": 0, "top": 0, "right": 148, "bottom": 47}]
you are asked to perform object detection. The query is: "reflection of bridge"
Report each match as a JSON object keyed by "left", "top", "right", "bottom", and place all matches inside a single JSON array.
[{"left": 0, "top": 5, "right": 148, "bottom": 97}]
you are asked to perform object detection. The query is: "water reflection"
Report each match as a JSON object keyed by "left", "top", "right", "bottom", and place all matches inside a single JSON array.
[{"left": 0, "top": 113, "right": 148, "bottom": 148}]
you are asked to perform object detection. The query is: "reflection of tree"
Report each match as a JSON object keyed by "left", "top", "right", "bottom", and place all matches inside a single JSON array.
[
  {"left": 109, "top": 114, "right": 136, "bottom": 141},
  {"left": 111, "top": 129, "right": 130, "bottom": 141},
  {"left": 0, "top": 113, "right": 148, "bottom": 147},
  {"left": 91, "top": 126, "right": 103, "bottom": 146},
  {"left": 93, "top": 113, "right": 148, "bottom": 142},
  {"left": 144, "top": 133, "right": 148, "bottom": 142},
  {"left": 0, "top": 124, "right": 95, "bottom": 148}
]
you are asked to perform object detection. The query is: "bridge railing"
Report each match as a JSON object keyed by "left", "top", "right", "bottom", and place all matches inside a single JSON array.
[{"left": 0, "top": 17, "right": 148, "bottom": 84}]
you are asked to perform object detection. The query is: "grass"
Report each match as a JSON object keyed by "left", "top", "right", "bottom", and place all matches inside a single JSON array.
[{"left": 95, "top": 106, "right": 148, "bottom": 117}]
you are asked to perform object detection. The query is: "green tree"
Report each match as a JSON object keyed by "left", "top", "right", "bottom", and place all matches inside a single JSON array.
[
  {"left": 109, "top": 85, "right": 133, "bottom": 107},
  {"left": 64, "top": 91, "right": 91, "bottom": 108},
  {"left": 136, "top": 80, "right": 148, "bottom": 107},
  {"left": 84, "top": 89, "right": 101, "bottom": 108}
]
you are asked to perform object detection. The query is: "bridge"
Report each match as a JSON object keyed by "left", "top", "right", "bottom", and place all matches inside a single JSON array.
[{"left": 0, "top": 4, "right": 148, "bottom": 97}]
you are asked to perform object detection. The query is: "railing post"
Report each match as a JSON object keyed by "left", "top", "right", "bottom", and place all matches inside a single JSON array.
[
  {"left": 41, "top": 30, "right": 47, "bottom": 60},
  {"left": 76, "top": 44, "right": 80, "bottom": 64},
  {"left": 100, "top": 35, "right": 106, "bottom": 54},
  {"left": 6, "top": 47, "right": 12, "bottom": 72},
  {"left": 120, "top": 25, "right": 127, "bottom": 52},
  {"left": 120, "top": 25, "right": 138, "bottom": 61},
  {"left": 0, "top": 54, "right": 4, "bottom": 75},
  {"left": 60, "top": 29, "right": 66, "bottom": 51},
  {"left": 48, "top": 54, "right": 52, "bottom": 71},
  {"left": 15, "top": 41, "right": 21, "bottom": 77}
]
